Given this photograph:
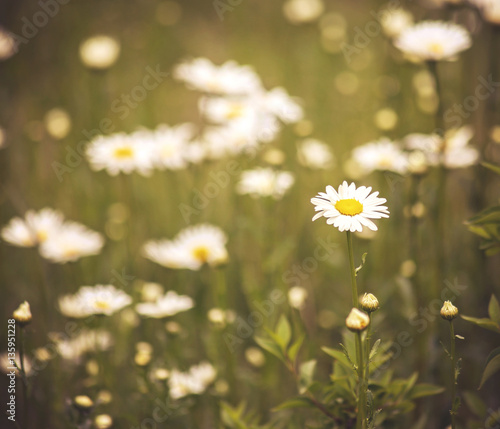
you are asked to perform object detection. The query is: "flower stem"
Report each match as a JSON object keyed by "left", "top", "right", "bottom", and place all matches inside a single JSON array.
[
  {"left": 19, "top": 326, "right": 29, "bottom": 429},
  {"left": 450, "top": 321, "right": 457, "bottom": 429},
  {"left": 346, "top": 231, "right": 359, "bottom": 309},
  {"left": 356, "top": 331, "right": 366, "bottom": 429},
  {"left": 365, "top": 316, "right": 371, "bottom": 388}
]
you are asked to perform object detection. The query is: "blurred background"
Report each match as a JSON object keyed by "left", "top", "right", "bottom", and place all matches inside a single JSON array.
[{"left": 1, "top": 0, "right": 500, "bottom": 428}]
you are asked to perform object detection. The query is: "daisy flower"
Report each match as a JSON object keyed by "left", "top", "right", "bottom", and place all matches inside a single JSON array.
[
  {"left": 394, "top": 21, "right": 472, "bottom": 61},
  {"left": 54, "top": 329, "right": 113, "bottom": 362},
  {"left": 173, "top": 57, "right": 262, "bottom": 95},
  {"left": 85, "top": 133, "right": 155, "bottom": 176},
  {"left": 168, "top": 361, "right": 216, "bottom": 399},
  {"left": 236, "top": 168, "right": 295, "bottom": 199},
  {"left": 297, "top": 138, "right": 335, "bottom": 169},
  {"left": 135, "top": 291, "right": 194, "bottom": 318},
  {"left": 263, "top": 87, "right": 304, "bottom": 124},
  {"left": 1, "top": 208, "right": 64, "bottom": 247},
  {"left": 311, "top": 181, "right": 390, "bottom": 232},
  {"left": 39, "top": 221, "right": 104, "bottom": 263},
  {"left": 142, "top": 224, "right": 228, "bottom": 270},
  {"left": 58, "top": 285, "right": 132, "bottom": 318},
  {"left": 351, "top": 138, "right": 409, "bottom": 175}
]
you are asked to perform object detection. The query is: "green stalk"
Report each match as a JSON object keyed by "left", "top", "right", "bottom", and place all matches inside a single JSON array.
[
  {"left": 356, "top": 331, "right": 366, "bottom": 429},
  {"left": 346, "top": 231, "right": 359, "bottom": 309},
  {"left": 450, "top": 321, "right": 457, "bottom": 429},
  {"left": 365, "top": 316, "right": 371, "bottom": 388},
  {"left": 19, "top": 326, "right": 28, "bottom": 429}
]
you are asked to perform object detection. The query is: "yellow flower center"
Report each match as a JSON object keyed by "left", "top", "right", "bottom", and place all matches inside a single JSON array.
[
  {"left": 226, "top": 104, "right": 244, "bottom": 119},
  {"left": 335, "top": 199, "right": 363, "bottom": 216},
  {"left": 428, "top": 42, "right": 444, "bottom": 56},
  {"left": 36, "top": 230, "right": 48, "bottom": 242},
  {"left": 192, "top": 246, "right": 210, "bottom": 263},
  {"left": 113, "top": 147, "right": 134, "bottom": 159},
  {"left": 94, "top": 300, "right": 111, "bottom": 310}
]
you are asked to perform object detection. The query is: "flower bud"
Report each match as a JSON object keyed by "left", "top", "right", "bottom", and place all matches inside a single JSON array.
[
  {"left": 95, "top": 414, "right": 113, "bottom": 429},
  {"left": 13, "top": 301, "right": 32, "bottom": 326},
  {"left": 360, "top": 293, "right": 379, "bottom": 313},
  {"left": 73, "top": 395, "right": 94, "bottom": 410},
  {"left": 440, "top": 301, "right": 458, "bottom": 321},
  {"left": 134, "top": 351, "right": 151, "bottom": 367},
  {"left": 345, "top": 308, "right": 370, "bottom": 332}
]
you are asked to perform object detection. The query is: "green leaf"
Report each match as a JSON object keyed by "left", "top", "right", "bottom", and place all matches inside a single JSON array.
[
  {"left": 468, "top": 225, "right": 493, "bottom": 239},
  {"left": 488, "top": 295, "right": 500, "bottom": 325},
  {"left": 462, "top": 390, "right": 487, "bottom": 417},
  {"left": 254, "top": 336, "right": 284, "bottom": 362},
  {"left": 467, "top": 205, "right": 500, "bottom": 225},
  {"left": 272, "top": 397, "right": 315, "bottom": 411},
  {"left": 402, "top": 372, "right": 418, "bottom": 396},
  {"left": 409, "top": 383, "right": 445, "bottom": 399},
  {"left": 369, "top": 339, "right": 381, "bottom": 361},
  {"left": 275, "top": 315, "right": 292, "bottom": 350},
  {"left": 479, "top": 347, "right": 500, "bottom": 389},
  {"left": 355, "top": 252, "right": 368, "bottom": 276},
  {"left": 288, "top": 333, "right": 305, "bottom": 362},
  {"left": 485, "top": 246, "right": 500, "bottom": 256},
  {"left": 481, "top": 161, "right": 500, "bottom": 175},
  {"left": 460, "top": 315, "right": 500, "bottom": 333},
  {"left": 321, "top": 346, "right": 352, "bottom": 368},
  {"left": 298, "top": 359, "right": 316, "bottom": 394}
]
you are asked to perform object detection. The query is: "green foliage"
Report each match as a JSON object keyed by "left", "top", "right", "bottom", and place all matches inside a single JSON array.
[
  {"left": 220, "top": 402, "right": 271, "bottom": 429},
  {"left": 466, "top": 163, "right": 500, "bottom": 256},
  {"left": 461, "top": 295, "right": 500, "bottom": 389}
]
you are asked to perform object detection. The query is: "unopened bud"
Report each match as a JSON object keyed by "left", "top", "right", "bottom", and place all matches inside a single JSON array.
[
  {"left": 360, "top": 293, "right": 379, "bottom": 313},
  {"left": 440, "top": 301, "right": 458, "bottom": 321},
  {"left": 73, "top": 395, "right": 94, "bottom": 410},
  {"left": 13, "top": 301, "right": 32, "bottom": 326},
  {"left": 345, "top": 308, "right": 370, "bottom": 332}
]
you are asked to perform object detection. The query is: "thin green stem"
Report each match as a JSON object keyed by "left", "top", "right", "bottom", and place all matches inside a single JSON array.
[
  {"left": 346, "top": 231, "right": 359, "bottom": 309},
  {"left": 356, "top": 331, "right": 366, "bottom": 429},
  {"left": 450, "top": 321, "right": 457, "bottom": 429},
  {"left": 19, "top": 326, "right": 28, "bottom": 429},
  {"left": 365, "top": 316, "right": 371, "bottom": 388}
]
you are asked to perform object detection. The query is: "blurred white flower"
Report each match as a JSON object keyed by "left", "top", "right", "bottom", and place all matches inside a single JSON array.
[
  {"left": 351, "top": 138, "right": 409, "bottom": 175},
  {"left": 394, "top": 21, "right": 472, "bottom": 61},
  {"left": 297, "top": 138, "right": 335, "bottom": 169},
  {"left": 1, "top": 208, "right": 65, "bottom": 248},
  {"left": 58, "top": 285, "right": 132, "bottom": 318},
  {"left": 263, "top": 87, "right": 304, "bottom": 123},
  {"left": 136, "top": 291, "right": 194, "bottom": 318},
  {"left": 39, "top": 221, "right": 104, "bottom": 263},
  {"left": 86, "top": 133, "right": 156, "bottom": 176},
  {"left": 54, "top": 329, "right": 113, "bottom": 361},
  {"left": 288, "top": 286, "right": 308, "bottom": 309},
  {"left": 0, "top": 27, "right": 17, "bottom": 61},
  {"left": 1, "top": 217, "right": 37, "bottom": 247},
  {"left": 283, "top": 0, "right": 325, "bottom": 24},
  {"left": 443, "top": 126, "right": 479, "bottom": 168},
  {"left": 380, "top": 8, "right": 414, "bottom": 38},
  {"left": 403, "top": 126, "right": 478, "bottom": 168},
  {"left": 141, "top": 282, "right": 164, "bottom": 302},
  {"left": 237, "top": 168, "right": 295, "bottom": 199},
  {"left": 311, "top": 181, "right": 390, "bottom": 232},
  {"left": 173, "top": 57, "right": 262, "bottom": 95},
  {"left": 143, "top": 224, "right": 228, "bottom": 270},
  {"left": 168, "top": 361, "right": 216, "bottom": 399},
  {"left": 79, "top": 35, "right": 120, "bottom": 69},
  {"left": 471, "top": 0, "right": 500, "bottom": 25}
]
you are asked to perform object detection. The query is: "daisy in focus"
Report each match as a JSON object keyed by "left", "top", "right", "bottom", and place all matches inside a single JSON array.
[
  {"left": 86, "top": 133, "right": 155, "bottom": 176},
  {"left": 394, "top": 21, "right": 472, "bottom": 61},
  {"left": 142, "top": 224, "right": 228, "bottom": 270},
  {"left": 237, "top": 168, "right": 295, "bottom": 199},
  {"left": 135, "top": 290, "right": 194, "bottom": 318},
  {"left": 311, "top": 181, "right": 390, "bottom": 232},
  {"left": 58, "top": 285, "right": 132, "bottom": 318}
]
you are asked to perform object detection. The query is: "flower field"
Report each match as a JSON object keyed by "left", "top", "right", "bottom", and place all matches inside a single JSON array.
[{"left": 1, "top": 0, "right": 500, "bottom": 428}]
